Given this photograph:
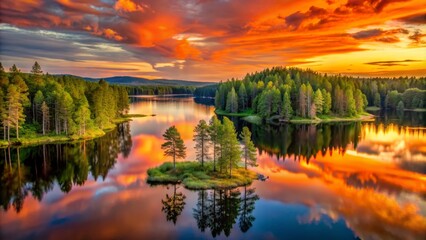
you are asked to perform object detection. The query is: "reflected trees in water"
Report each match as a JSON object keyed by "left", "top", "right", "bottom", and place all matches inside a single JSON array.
[
  {"left": 165, "top": 186, "right": 259, "bottom": 237},
  {"left": 0, "top": 123, "right": 132, "bottom": 213},
  {"left": 161, "top": 184, "right": 186, "bottom": 225}
]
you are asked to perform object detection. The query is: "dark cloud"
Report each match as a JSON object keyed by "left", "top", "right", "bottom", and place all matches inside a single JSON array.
[
  {"left": 352, "top": 29, "right": 383, "bottom": 39},
  {"left": 365, "top": 59, "right": 422, "bottom": 66},
  {"left": 397, "top": 13, "right": 426, "bottom": 25},
  {"left": 408, "top": 30, "right": 426, "bottom": 44},
  {"left": 351, "top": 28, "right": 409, "bottom": 42},
  {"left": 284, "top": 6, "right": 328, "bottom": 29},
  {"left": 345, "top": 0, "right": 410, "bottom": 13}
]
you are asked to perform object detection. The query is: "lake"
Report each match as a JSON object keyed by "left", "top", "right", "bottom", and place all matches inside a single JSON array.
[{"left": 1, "top": 96, "right": 425, "bottom": 240}]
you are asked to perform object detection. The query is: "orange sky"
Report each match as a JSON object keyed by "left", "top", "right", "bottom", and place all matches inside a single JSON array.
[{"left": 0, "top": 0, "right": 425, "bottom": 81}]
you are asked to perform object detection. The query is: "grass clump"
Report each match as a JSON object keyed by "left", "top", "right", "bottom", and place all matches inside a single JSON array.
[{"left": 147, "top": 161, "right": 257, "bottom": 190}]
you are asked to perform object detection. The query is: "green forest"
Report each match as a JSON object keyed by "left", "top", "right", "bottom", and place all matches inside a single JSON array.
[
  {"left": 0, "top": 62, "right": 129, "bottom": 146},
  {"left": 214, "top": 67, "right": 426, "bottom": 121}
]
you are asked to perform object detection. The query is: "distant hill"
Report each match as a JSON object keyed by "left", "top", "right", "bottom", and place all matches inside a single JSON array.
[{"left": 84, "top": 76, "right": 215, "bottom": 87}]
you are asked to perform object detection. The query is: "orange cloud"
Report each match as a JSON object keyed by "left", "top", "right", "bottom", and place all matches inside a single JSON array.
[
  {"left": 102, "top": 28, "right": 124, "bottom": 41},
  {"left": 114, "top": 0, "right": 145, "bottom": 12},
  {"left": 0, "top": 0, "right": 425, "bottom": 80}
]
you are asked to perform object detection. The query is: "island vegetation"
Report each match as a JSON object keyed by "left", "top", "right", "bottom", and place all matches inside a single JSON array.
[
  {"left": 213, "top": 67, "right": 425, "bottom": 123},
  {"left": 0, "top": 62, "right": 131, "bottom": 147},
  {"left": 147, "top": 116, "right": 258, "bottom": 189}
]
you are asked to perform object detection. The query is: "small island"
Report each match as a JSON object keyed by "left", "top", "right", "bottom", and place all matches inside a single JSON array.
[
  {"left": 147, "top": 162, "right": 257, "bottom": 190},
  {"left": 147, "top": 116, "right": 259, "bottom": 190}
]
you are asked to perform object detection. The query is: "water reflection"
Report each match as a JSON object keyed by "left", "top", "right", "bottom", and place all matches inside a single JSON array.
[
  {"left": 162, "top": 184, "right": 186, "bottom": 225},
  {"left": 0, "top": 122, "right": 132, "bottom": 213},
  {"left": 0, "top": 96, "right": 425, "bottom": 240}
]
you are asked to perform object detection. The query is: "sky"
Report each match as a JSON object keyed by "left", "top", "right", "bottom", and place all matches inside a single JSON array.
[{"left": 0, "top": 0, "right": 425, "bottom": 82}]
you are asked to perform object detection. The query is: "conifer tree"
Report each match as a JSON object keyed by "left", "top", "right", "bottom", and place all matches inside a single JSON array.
[
  {"left": 41, "top": 101, "right": 49, "bottom": 135},
  {"left": 314, "top": 89, "right": 323, "bottom": 115},
  {"left": 161, "top": 126, "right": 187, "bottom": 169},
  {"left": 208, "top": 116, "right": 222, "bottom": 172},
  {"left": 240, "top": 127, "right": 257, "bottom": 169},
  {"left": 281, "top": 90, "right": 293, "bottom": 120},
  {"left": 220, "top": 117, "right": 241, "bottom": 177},
  {"left": 226, "top": 87, "right": 238, "bottom": 113},
  {"left": 193, "top": 120, "right": 210, "bottom": 167}
]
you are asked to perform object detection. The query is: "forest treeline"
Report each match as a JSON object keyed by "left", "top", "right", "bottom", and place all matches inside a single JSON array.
[
  {"left": 213, "top": 67, "right": 426, "bottom": 120},
  {"left": 126, "top": 85, "right": 195, "bottom": 95},
  {"left": 0, "top": 62, "right": 130, "bottom": 142}
]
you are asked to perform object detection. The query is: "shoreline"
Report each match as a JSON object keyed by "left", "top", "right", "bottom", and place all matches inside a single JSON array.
[
  {"left": 0, "top": 114, "right": 150, "bottom": 148},
  {"left": 217, "top": 108, "right": 376, "bottom": 124}
]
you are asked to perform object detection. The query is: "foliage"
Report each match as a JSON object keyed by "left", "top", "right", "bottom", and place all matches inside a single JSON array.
[
  {"left": 0, "top": 62, "right": 130, "bottom": 144},
  {"left": 161, "top": 126, "right": 187, "bottom": 169},
  {"left": 240, "top": 127, "right": 257, "bottom": 169},
  {"left": 193, "top": 120, "right": 210, "bottom": 166},
  {"left": 214, "top": 67, "right": 425, "bottom": 119}
]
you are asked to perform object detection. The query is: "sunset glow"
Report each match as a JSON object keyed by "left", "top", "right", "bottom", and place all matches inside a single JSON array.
[{"left": 1, "top": 0, "right": 425, "bottom": 81}]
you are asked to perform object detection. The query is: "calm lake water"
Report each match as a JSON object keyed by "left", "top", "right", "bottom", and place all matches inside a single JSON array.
[{"left": 1, "top": 96, "right": 425, "bottom": 240}]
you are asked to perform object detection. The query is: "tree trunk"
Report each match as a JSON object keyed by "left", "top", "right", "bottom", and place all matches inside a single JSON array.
[
  {"left": 173, "top": 153, "right": 176, "bottom": 169},
  {"left": 32, "top": 101, "right": 35, "bottom": 123},
  {"left": 42, "top": 113, "right": 45, "bottom": 135},
  {"left": 213, "top": 143, "right": 216, "bottom": 172},
  {"left": 16, "top": 122, "right": 19, "bottom": 139},
  {"left": 201, "top": 138, "right": 204, "bottom": 167}
]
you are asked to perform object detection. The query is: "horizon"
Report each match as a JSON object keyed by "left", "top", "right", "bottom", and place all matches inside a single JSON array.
[{"left": 1, "top": 0, "right": 425, "bottom": 82}]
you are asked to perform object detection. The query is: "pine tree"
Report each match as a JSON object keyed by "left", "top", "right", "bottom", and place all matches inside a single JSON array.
[
  {"left": 345, "top": 88, "right": 357, "bottom": 116},
  {"left": 238, "top": 84, "right": 248, "bottom": 111},
  {"left": 314, "top": 89, "right": 323, "bottom": 115},
  {"left": 306, "top": 83, "right": 313, "bottom": 117},
  {"left": 322, "top": 89, "right": 331, "bottom": 114},
  {"left": 193, "top": 120, "right": 210, "bottom": 167},
  {"left": 374, "top": 93, "right": 381, "bottom": 107},
  {"left": 240, "top": 127, "right": 257, "bottom": 169},
  {"left": 31, "top": 61, "right": 43, "bottom": 75},
  {"left": 209, "top": 116, "right": 222, "bottom": 172},
  {"left": 354, "top": 89, "right": 365, "bottom": 113},
  {"left": 161, "top": 126, "right": 187, "bottom": 169},
  {"left": 299, "top": 84, "right": 307, "bottom": 117},
  {"left": 281, "top": 90, "right": 293, "bottom": 120},
  {"left": 226, "top": 87, "right": 238, "bottom": 113},
  {"left": 74, "top": 96, "right": 91, "bottom": 136},
  {"left": 41, "top": 101, "right": 49, "bottom": 135},
  {"left": 6, "top": 85, "right": 25, "bottom": 139},
  {"left": 220, "top": 117, "right": 241, "bottom": 177},
  {"left": 59, "top": 92, "right": 74, "bottom": 135}
]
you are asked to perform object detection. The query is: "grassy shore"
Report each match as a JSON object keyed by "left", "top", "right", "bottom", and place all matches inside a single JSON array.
[
  {"left": 215, "top": 109, "right": 253, "bottom": 117},
  {"left": 405, "top": 108, "right": 426, "bottom": 112},
  {"left": 147, "top": 161, "right": 257, "bottom": 190},
  {"left": 0, "top": 114, "right": 152, "bottom": 148},
  {"left": 365, "top": 106, "right": 381, "bottom": 111},
  {"left": 287, "top": 113, "right": 375, "bottom": 124},
  {"left": 217, "top": 108, "right": 375, "bottom": 124}
]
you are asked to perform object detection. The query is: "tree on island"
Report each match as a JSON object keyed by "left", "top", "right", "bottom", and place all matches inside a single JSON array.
[
  {"left": 240, "top": 127, "right": 257, "bottom": 169},
  {"left": 161, "top": 126, "right": 186, "bottom": 169},
  {"left": 219, "top": 117, "right": 242, "bottom": 178},
  {"left": 193, "top": 120, "right": 210, "bottom": 167},
  {"left": 208, "top": 116, "right": 222, "bottom": 172}
]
